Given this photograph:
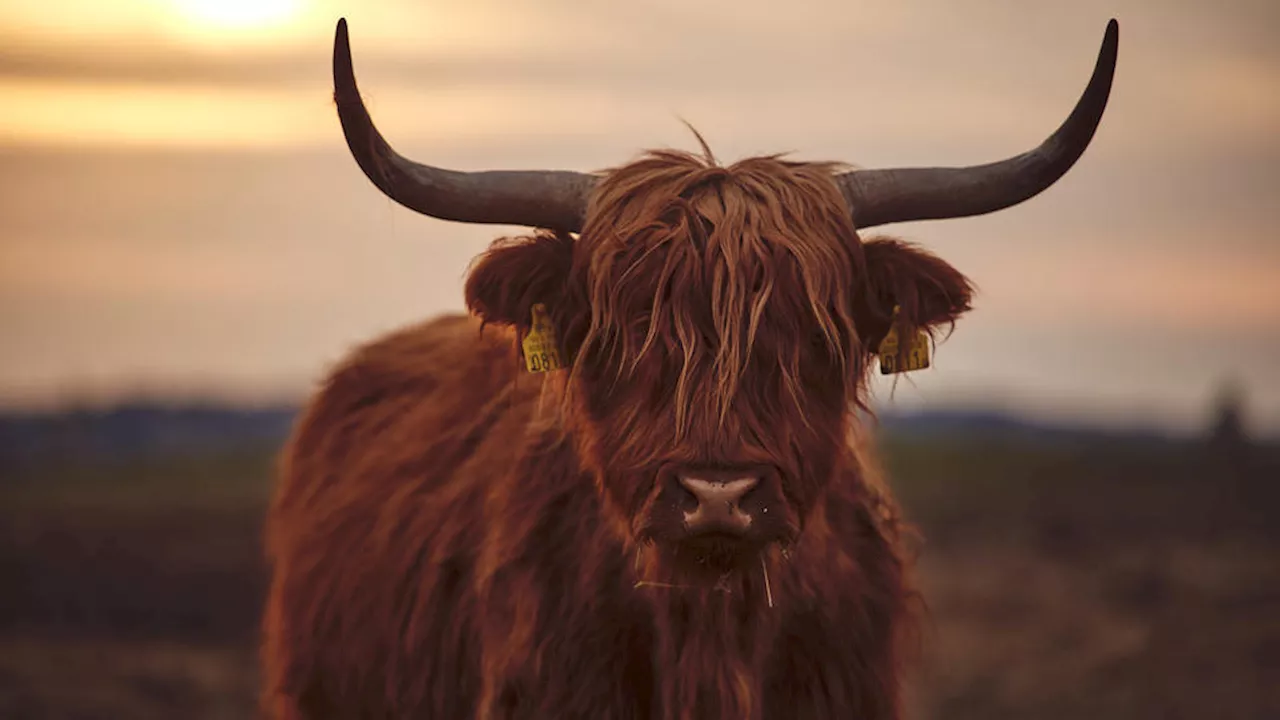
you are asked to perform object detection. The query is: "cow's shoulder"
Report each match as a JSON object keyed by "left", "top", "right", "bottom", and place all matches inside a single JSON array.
[
  {"left": 271, "top": 313, "right": 539, "bottom": 521},
  {"left": 289, "top": 313, "right": 524, "bottom": 441},
  {"left": 328, "top": 313, "right": 520, "bottom": 402}
]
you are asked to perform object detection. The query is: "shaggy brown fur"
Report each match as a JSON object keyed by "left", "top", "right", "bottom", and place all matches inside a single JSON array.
[{"left": 262, "top": 150, "right": 974, "bottom": 719}]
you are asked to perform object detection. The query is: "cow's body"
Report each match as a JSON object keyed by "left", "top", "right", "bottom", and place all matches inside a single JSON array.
[{"left": 263, "top": 314, "right": 913, "bottom": 719}]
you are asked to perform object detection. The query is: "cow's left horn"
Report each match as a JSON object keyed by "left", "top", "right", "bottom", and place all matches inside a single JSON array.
[
  {"left": 837, "top": 19, "right": 1119, "bottom": 229},
  {"left": 333, "top": 18, "right": 598, "bottom": 233}
]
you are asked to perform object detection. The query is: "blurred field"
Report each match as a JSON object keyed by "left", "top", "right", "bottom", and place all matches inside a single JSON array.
[
  {"left": 1, "top": 410, "right": 1277, "bottom": 719},
  {"left": 886, "top": 431, "right": 1280, "bottom": 719}
]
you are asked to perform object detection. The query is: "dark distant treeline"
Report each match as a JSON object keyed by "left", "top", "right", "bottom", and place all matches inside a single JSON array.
[
  {"left": 0, "top": 402, "right": 298, "bottom": 468},
  {"left": 1, "top": 399, "right": 1245, "bottom": 472},
  {"left": 874, "top": 409, "right": 1190, "bottom": 447}
]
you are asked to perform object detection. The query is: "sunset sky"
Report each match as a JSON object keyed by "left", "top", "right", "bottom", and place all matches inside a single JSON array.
[{"left": 1, "top": 0, "right": 1277, "bottom": 434}]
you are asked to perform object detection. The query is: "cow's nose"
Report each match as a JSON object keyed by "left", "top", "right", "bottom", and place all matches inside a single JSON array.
[{"left": 677, "top": 473, "right": 759, "bottom": 534}]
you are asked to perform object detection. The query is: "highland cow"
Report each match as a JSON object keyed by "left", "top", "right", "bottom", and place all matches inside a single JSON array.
[{"left": 262, "top": 18, "right": 1119, "bottom": 719}]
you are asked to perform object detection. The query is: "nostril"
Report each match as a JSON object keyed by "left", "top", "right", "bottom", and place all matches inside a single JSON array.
[{"left": 671, "top": 477, "right": 700, "bottom": 512}]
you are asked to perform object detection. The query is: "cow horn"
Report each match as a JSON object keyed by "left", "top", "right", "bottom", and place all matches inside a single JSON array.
[
  {"left": 837, "top": 19, "right": 1119, "bottom": 229},
  {"left": 332, "top": 18, "right": 598, "bottom": 233}
]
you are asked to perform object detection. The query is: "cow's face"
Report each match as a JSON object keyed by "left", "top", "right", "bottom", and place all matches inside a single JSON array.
[{"left": 467, "top": 151, "right": 973, "bottom": 583}]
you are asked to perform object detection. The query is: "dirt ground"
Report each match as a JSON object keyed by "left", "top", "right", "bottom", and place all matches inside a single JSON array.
[{"left": 1, "top": 431, "right": 1276, "bottom": 719}]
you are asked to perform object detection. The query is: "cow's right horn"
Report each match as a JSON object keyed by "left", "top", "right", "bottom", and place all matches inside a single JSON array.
[
  {"left": 333, "top": 18, "right": 598, "bottom": 233},
  {"left": 837, "top": 19, "right": 1119, "bottom": 230}
]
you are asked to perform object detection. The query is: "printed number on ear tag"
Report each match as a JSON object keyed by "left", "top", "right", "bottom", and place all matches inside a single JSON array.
[
  {"left": 522, "top": 303, "right": 564, "bottom": 373},
  {"left": 877, "top": 308, "right": 931, "bottom": 375}
]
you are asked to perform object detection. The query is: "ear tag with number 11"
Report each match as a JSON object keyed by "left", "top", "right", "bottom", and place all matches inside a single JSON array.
[{"left": 878, "top": 305, "right": 931, "bottom": 375}]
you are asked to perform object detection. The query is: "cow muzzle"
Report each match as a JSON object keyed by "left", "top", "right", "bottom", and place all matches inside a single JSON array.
[
  {"left": 664, "top": 463, "right": 784, "bottom": 540},
  {"left": 676, "top": 471, "right": 758, "bottom": 534},
  {"left": 635, "top": 462, "right": 796, "bottom": 580}
]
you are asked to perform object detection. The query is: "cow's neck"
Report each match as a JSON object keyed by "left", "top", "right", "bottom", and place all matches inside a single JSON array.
[
  {"left": 632, "top": 551, "right": 785, "bottom": 720},
  {"left": 507, "top": 421, "right": 800, "bottom": 718},
  {"left": 501, "top": 415, "right": 909, "bottom": 718}
]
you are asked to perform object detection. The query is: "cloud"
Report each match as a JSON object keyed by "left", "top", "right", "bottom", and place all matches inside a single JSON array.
[
  {"left": 0, "top": 44, "right": 318, "bottom": 87},
  {"left": 3, "top": 0, "right": 1276, "bottom": 160},
  {"left": 959, "top": 240, "right": 1280, "bottom": 332}
]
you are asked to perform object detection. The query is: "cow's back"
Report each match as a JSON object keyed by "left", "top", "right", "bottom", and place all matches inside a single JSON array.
[{"left": 261, "top": 313, "right": 538, "bottom": 718}]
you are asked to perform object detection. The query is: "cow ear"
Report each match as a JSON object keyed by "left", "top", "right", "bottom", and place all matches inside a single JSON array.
[
  {"left": 855, "top": 237, "right": 975, "bottom": 349},
  {"left": 464, "top": 231, "right": 575, "bottom": 329}
]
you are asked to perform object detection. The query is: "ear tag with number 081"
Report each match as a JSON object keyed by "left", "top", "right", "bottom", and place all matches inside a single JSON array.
[{"left": 522, "top": 303, "right": 564, "bottom": 373}]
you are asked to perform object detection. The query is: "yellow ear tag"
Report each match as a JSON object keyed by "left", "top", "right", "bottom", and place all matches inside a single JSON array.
[
  {"left": 878, "top": 305, "right": 931, "bottom": 375},
  {"left": 522, "top": 303, "right": 564, "bottom": 373}
]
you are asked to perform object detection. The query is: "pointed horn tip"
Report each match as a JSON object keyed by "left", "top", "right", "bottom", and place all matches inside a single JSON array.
[
  {"left": 333, "top": 18, "right": 352, "bottom": 67},
  {"left": 1092, "top": 19, "right": 1119, "bottom": 93},
  {"left": 332, "top": 17, "right": 358, "bottom": 105},
  {"left": 334, "top": 19, "right": 349, "bottom": 58},
  {"left": 334, "top": 18, "right": 350, "bottom": 56},
  {"left": 1100, "top": 19, "right": 1119, "bottom": 64}
]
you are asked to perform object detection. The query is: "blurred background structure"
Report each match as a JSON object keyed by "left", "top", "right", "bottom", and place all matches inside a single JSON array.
[{"left": 0, "top": 1, "right": 1277, "bottom": 718}]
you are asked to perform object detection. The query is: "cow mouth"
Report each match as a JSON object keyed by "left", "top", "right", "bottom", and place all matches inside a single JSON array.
[
  {"left": 682, "top": 530, "right": 752, "bottom": 553},
  {"left": 666, "top": 532, "right": 766, "bottom": 578},
  {"left": 633, "top": 535, "right": 789, "bottom": 602}
]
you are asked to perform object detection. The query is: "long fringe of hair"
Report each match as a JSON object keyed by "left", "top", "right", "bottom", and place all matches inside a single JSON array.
[{"left": 565, "top": 148, "right": 872, "bottom": 436}]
